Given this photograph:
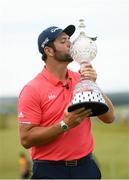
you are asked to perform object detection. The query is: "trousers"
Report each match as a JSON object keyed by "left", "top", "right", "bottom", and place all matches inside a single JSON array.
[{"left": 31, "top": 153, "right": 101, "bottom": 179}]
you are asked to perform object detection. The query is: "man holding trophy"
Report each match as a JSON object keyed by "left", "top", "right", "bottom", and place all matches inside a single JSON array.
[{"left": 18, "top": 20, "right": 115, "bottom": 179}]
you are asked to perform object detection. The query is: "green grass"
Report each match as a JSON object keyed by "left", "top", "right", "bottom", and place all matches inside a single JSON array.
[
  {"left": 0, "top": 115, "right": 129, "bottom": 179},
  {"left": 0, "top": 115, "right": 28, "bottom": 179},
  {"left": 92, "top": 119, "right": 129, "bottom": 179}
]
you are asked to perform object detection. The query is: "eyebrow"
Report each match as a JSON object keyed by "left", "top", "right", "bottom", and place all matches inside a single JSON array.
[{"left": 58, "top": 35, "right": 70, "bottom": 40}]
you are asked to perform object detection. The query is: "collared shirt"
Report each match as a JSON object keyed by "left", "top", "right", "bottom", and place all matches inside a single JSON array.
[{"left": 18, "top": 67, "right": 94, "bottom": 160}]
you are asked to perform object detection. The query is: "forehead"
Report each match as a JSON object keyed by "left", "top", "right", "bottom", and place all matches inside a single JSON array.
[{"left": 55, "top": 32, "right": 70, "bottom": 40}]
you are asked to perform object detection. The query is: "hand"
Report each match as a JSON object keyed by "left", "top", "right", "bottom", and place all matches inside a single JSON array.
[
  {"left": 63, "top": 107, "right": 92, "bottom": 129},
  {"left": 80, "top": 63, "right": 97, "bottom": 82}
]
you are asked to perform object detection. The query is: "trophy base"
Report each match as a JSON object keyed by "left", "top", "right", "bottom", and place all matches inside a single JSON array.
[{"left": 68, "top": 101, "right": 109, "bottom": 117}]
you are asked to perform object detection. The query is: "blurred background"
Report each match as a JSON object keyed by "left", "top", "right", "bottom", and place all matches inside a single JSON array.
[{"left": 0, "top": 0, "right": 129, "bottom": 179}]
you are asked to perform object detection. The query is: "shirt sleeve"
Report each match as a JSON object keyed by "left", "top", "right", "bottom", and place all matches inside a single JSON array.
[{"left": 17, "top": 85, "right": 41, "bottom": 124}]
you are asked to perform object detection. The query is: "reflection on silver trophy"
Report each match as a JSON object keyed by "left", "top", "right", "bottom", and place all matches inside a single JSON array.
[{"left": 68, "top": 19, "right": 109, "bottom": 116}]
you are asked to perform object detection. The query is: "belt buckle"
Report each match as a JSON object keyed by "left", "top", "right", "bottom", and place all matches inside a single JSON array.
[{"left": 65, "top": 160, "right": 77, "bottom": 166}]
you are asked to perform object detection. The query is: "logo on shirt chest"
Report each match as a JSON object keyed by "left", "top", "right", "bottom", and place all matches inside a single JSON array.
[
  {"left": 18, "top": 112, "right": 24, "bottom": 118},
  {"left": 48, "top": 93, "right": 57, "bottom": 100}
]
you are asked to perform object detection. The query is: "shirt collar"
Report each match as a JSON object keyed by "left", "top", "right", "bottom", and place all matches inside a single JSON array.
[{"left": 41, "top": 66, "right": 72, "bottom": 86}]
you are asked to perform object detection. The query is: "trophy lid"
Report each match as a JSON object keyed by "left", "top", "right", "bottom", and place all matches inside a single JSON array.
[
  {"left": 78, "top": 19, "right": 86, "bottom": 35},
  {"left": 78, "top": 19, "right": 97, "bottom": 41}
]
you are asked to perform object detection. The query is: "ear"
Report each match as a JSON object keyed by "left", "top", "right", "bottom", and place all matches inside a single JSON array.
[{"left": 44, "top": 47, "right": 54, "bottom": 57}]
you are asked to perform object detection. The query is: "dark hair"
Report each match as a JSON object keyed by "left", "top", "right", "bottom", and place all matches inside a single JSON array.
[{"left": 42, "top": 41, "right": 56, "bottom": 62}]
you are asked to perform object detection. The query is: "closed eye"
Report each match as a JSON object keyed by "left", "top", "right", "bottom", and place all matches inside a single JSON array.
[{"left": 60, "top": 37, "right": 70, "bottom": 43}]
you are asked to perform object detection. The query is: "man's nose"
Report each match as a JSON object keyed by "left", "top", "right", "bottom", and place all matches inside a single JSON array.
[{"left": 67, "top": 40, "right": 71, "bottom": 48}]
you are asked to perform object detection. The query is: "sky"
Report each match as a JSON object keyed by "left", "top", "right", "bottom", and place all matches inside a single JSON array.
[{"left": 0, "top": 0, "right": 129, "bottom": 97}]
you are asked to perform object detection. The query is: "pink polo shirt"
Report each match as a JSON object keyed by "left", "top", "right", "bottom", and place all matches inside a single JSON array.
[{"left": 18, "top": 67, "right": 94, "bottom": 160}]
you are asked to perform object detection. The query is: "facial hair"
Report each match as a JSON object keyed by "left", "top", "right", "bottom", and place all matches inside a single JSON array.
[{"left": 54, "top": 50, "right": 74, "bottom": 62}]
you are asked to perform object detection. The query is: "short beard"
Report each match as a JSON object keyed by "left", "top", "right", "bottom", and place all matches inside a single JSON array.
[
  {"left": 47, "top": 42, "right": 73, "bottom": 62},
  {"left": 54, "top": 51, "right": 74, "bottom": 62}
]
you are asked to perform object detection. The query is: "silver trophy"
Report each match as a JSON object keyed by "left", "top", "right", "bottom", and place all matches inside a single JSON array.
[{"left": 68, "top": 19, "right": 109, "bottom": 116}]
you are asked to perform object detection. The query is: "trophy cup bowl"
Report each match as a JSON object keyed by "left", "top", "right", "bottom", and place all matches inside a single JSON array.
[{"left": 68, "top": 19, "right": 109, "bottom": 116}]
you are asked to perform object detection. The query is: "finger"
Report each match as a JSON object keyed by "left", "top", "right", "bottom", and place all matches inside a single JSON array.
[
  {"left": 81, "top": 69, "right": 96, "bottom": 75},
  {"left": 76, "top": 110, "right": 92, "bottom": 123},
  {"left": 84, "top": 63, "right": 92, "bottom": 68},
  {"left": 77, "top": 109, "right": 92, "bottom": 117},
  {"left": 81, "top": 111, "right": 93, "bottom": 119},
  {"left": 81, "top": 64, "right": 93, "bottom": 70},
  {"left": 72, "top": 107, "right": 86, "bottom": 114},
  {"left": 81, "top": 72, "right": 96, "bottom": 79},
  {"left": 75, "top": 117, "right": 82, "bottom": 124},
  {"left": 81, "top": 72, "right": 97, "bottom": 81},
  {"left": 81, "top": 73, "right": 97, "bottom": 80},
  {"left": 81, "top": 72, "right": 96, "bottom": 76},
  {"left": 85, "top": 110, "right": 92, "bottom": 117}
]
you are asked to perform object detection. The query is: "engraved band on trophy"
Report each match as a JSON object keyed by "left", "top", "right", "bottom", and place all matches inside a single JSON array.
[{"left": 68, "top": 19, "right": 109, "bottom": 116}]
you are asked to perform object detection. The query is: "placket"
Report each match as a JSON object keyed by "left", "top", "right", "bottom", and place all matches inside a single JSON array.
[{"left": 62, "top": 81, "right": 72, "bottom": 104}]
